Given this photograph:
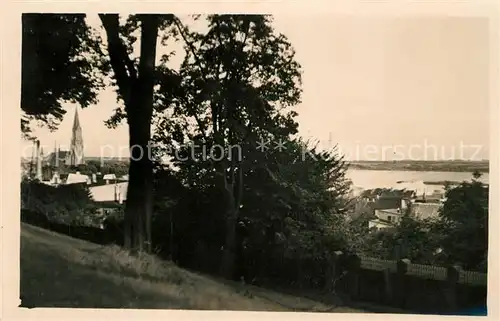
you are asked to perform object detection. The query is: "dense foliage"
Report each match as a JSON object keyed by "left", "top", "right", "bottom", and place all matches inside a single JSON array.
[
  {"left": 21, "top": 14, "right": 104, "bottom": 138},
  {"left": 148, "top": 139, "right": 352, "bottom": 285},
  {"left": 433, "top": 172, "right": 488, "bottom": 271},
  {"left": 21, "top": 179, "right": 98, "bottom": 226},
  {"left": 152, "top": 14, "right": 308, "bottom": 277}
]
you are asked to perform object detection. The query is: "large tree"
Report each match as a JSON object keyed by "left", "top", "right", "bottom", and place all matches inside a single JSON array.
[
  {"left": 98, "top": 14, "right": 164, "bottom": 252},
  {"left": 433, "top": 171, "right": 489, "bottom": 271},
  {"left": 21, "top": 14, "right": 104, "bottom": 138},
  {"left": 241, "top": 139, "right": 351, "bottom": 286},
  {"left": 21, "top": 13, "right": 179, "bottom": 253},
  {"left": 153, "top": 15, "right": 302, "bottom": 278}
]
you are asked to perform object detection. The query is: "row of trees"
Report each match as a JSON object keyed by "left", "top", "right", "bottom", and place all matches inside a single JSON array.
[
  {"left": 21, "top": 14, "right": 354, "bottom": 279},
  {"left": 74, "top": 160, "right": 129, "bottom": 177}
]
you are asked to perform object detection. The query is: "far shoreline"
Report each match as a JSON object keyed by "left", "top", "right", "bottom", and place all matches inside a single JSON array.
[{"left": 347, "top": 160, "right": 489, "bottom": 173}]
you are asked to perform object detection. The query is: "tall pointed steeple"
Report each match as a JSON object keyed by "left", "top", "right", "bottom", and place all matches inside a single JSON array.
[
  {"left": 68, "top": 107, "right": 85, "bottom": 166},
  {"left": 73, "top": 106, "right": 81, "bottom": 130}
]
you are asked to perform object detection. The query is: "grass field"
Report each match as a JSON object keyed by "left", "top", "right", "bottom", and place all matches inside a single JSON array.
[{"left": 20, "top": 223, "right": 364, "bottom": 312}]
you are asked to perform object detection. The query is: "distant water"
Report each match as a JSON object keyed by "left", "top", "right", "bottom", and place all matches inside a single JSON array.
[{"left": 346, "top": 169, "right": 490, "bottom": 192}]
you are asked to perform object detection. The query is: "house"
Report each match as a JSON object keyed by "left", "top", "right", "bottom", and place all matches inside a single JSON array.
[
  {"left": 415, "top": 190, "right": 446, "bottom": 204},
  {"left": 103, "top": 173, "right": 117, "bottom": 183},
  {"left": 49, "top": 172, "right": 62, "bottom": 185},
  {"left": 361, "top": 188, "right": 416, "bottom": 203},
  {"left": 367, "top": 218, "right": 394, "bottom": 231},
  {"left": 44, "top": 150, "right": 71, "bottom": 168},
  {"left": 66, "top": 172, "right": 91, "bottom": 185},
  {"left": 366, "top": 189, "right": 418, "bottom": 231},
  {"left": 369, "top": 208, "right": 405, "bottom": 231},
  {"left": 366, "top": 196, "right": 408, "bottom": 231},
  {"left": 89, "top": 181, "right": 128, "bottom": 216},
  {"left": 40, "top": 171, "right": 91, "bottom": 186},
  {"left": 395, "top": 180, "right": 428, "bottom": 197},
  {"left": 368, "top": 197, "right": 442, "bottom": 232},
  {"left": 90, "top": 181, "right": 127, "bottom": 203},
  {"left": 410, "top": 202, "right": 441, "bottom": 220},
  {"left": 368, "top": 208, "right": 403, "bottom": 231}
]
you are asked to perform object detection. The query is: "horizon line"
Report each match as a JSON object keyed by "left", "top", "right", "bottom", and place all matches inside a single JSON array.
[{"left": 20, "top": 156, "right": 490, "bottom": 162}]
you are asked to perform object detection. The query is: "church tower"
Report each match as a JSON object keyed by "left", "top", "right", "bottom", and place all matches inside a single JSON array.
[{"left": 67, "top": 107, "right": 84, "bottom": 166}]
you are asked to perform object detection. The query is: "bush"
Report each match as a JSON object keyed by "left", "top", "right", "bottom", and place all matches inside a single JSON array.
[{"left": 21, "top": 179, "right": 97, "bottom": 225}]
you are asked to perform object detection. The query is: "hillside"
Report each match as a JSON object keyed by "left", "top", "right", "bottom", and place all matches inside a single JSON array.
[{"left": 20, "top": 223, "right": 362, "bottom": 311}]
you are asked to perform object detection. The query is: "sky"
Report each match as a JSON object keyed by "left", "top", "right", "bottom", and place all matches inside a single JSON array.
[{"left": 21, "top": 15, "right": 491, "bottom": 161}]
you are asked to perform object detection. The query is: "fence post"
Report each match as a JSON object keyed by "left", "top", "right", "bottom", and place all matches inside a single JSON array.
[
  {"left": 324, "top": 251, "right": 343, "bottom": 292},
  {"left": 446, "top": 265, "right": 462, "bottom": 313},
  {"left": 348, "top": 254, "right": 361, "bottom": 301},
  {"left": 395, "top": 258, "right": 410, "bottom": 308},
  {"left": 383, "top": 267, "right": 393, "bottom": 304}
]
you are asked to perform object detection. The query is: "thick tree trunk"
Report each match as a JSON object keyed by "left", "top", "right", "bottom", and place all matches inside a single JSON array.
[
  {"left": 125, "top": 47, "right": 157, "bottom": 252},
  {"left": 220, "top": 165, "right": 243, "bottom": 279},
  {"left": 221, "top": 196, "right": 238, "bottom": 279},
  {"left": 100, "top": 14, "right": 159, "bottom": 253},
  {"left": 124, "top": 143, "right": 150, "bottom": 252},
  {"left": 136, "top": 15, "right": 158, "bottom": 254}
]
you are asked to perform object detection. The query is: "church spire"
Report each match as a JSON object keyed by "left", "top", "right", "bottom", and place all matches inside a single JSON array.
[
  {"left": 73, "top": 106, "right": 81, "bottom": 130},
  {"left": 68, "top": 107, "right": 84, "bottom": 166}
]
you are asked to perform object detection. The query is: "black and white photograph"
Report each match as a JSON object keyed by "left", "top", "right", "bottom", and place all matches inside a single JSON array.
[{"left": 2, "top": 1, "right": 498, "bottom": 319}]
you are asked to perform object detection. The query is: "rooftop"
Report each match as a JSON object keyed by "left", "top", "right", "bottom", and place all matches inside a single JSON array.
[
  {"left": 368, "top": 218, "right": 395, "bottom": 229},
  {"left": 376, "top": 208, "right": 402, "bottom": 215},
  {"left": 66, "top": 172, "right": 90, "bottom": 185},
  {"left": 361, "top": 188, "right": 415, "bottom": 199},
  {"left": 90, "top": 182, "right": 128, "bottom": 203},
  {"left": 372, "top": 197, "right": 402, "bottom": 210},
  {"left": 410, "top": 203, "right": 441, "bottom": 220}
]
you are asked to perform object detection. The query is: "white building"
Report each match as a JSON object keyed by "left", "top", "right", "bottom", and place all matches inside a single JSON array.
[
  {"left": 395, "top": 180, "right": 429, "bottom": 197},
  {"left": 102, "top": 173, "right": 117, "bottom": 184},
  {"left": 369, "top": 208, "right": 404, "bottom": 231},
  {"left": 90, "top": 181, "right": 128, "bottom": 204},
  {"left": 66, "top": 172, "right": 91, "bottom": 185},
  {"left": 368, "top": 198, "right": 442, "bottom": 231},
  {"left": 410, "top": 203, "right": 442, "bottom": 220},
  {"left": 90, "top": 182, "right": 128, "bottom": 218}
]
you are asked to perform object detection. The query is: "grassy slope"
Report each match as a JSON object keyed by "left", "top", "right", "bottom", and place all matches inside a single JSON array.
[{"left": 20, "top": 223, "right": 362, "bottom": 312}]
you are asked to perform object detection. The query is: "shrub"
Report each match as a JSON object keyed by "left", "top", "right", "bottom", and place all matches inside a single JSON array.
[{"left": 21, "top": 179, "right": 97, "bottom": 225}]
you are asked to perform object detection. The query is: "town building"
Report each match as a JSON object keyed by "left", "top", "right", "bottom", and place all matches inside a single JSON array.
[
  {"left": 67, "top": 107, "right": 84, "bottom": 166},
  {"left": 24, "top": 107, "right": 89, "bottom": 185},
  {"left": 90, "top": 181, "right": 128, "bottom": 216},
  {"left": 410, "top": 202, "right": 442, "bottom": 220},
  {"left": 360, "top": 186, "right": 444, "bottom": 231},
  {"left": 368, "top": 208, "right": 404, "bottom": 230},
  {"left": 23, "top": 107, "right": 129, "bottom": 225},
  {"left": 43, "top": 107, "right": 85, "bottom": 168}
]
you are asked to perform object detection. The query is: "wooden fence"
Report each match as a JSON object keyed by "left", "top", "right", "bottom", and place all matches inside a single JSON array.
[
  {"left": 358, "top": 255, "right": 487, "bottom": 286},
  {"left": 324, "top": 252, "right": 487, "bottom": 314}
]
